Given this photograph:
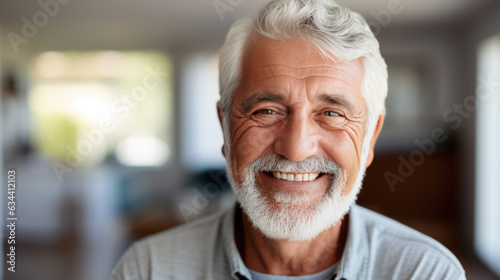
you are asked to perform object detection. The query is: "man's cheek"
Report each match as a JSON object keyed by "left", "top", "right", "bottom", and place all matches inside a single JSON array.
[
  {"left": 341, "top": 166, "right": 358, "bottom": 196},
  {"left": 233, "top": 128, "right": 275, "bottom": 161}
]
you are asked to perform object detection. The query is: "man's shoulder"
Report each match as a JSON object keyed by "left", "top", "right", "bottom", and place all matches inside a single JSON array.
[
  {"left": 142, "top": 209, "right": 227, "bottom": 247},
  {"left": 351, "top": 205, "right": 465, "bottom": 279},
  {"left": 353, "top": 205, "right": 454, "bottom": 252},
  {"left": 110, "top": 209, "right": 231, "bottom": 280}
]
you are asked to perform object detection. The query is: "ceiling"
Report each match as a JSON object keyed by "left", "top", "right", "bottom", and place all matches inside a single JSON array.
[{"left": 0, "top": 0, "right": 494, "bottom": 54}]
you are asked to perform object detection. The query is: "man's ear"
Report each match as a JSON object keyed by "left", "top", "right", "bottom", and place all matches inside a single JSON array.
[
  {"left": 217, "top": 102, "right": 226, "bottom": 158},
  {"left": 365, "top": 114, "right": 385, "bottom": 168}
]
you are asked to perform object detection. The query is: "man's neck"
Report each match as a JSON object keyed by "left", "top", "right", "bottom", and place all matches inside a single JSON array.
[{"left": 235, "top": 209, "right": 348, "bottom": 276}]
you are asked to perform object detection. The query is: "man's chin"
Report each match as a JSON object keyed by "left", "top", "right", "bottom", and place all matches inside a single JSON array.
[
  {"left": 239, "top": 191, "right": 336, "bottom": 241},
  {"left": 268, "top": 191, "right": 322, "bottom": 210}
]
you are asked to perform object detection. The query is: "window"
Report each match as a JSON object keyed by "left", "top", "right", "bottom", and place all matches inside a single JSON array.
[
  {"left": 180, "top": 53, "right": 225, "bottom": 171},
  {"left": 29, "top": 51, "right": 173, "bottom": 167},
  {"left": 475, "top": 33, "right": 500, "bottom": 277}
]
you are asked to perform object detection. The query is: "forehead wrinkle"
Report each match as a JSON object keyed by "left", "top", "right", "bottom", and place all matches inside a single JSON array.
[
  {"left": 255, "top": 62, "right": 354, "bottom": 80},
  {"left": 257, "top": 74, "right": 354, "bottom": 84}
]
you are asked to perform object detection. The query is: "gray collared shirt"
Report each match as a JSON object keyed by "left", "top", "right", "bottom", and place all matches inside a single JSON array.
[{"left": 110, "top": 204, "right": 466, "bottom": 280}]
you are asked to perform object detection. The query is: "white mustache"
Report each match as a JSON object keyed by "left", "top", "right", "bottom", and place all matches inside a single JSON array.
[{"left": 249, "top": 154, "right": 343, "bottom": 175}]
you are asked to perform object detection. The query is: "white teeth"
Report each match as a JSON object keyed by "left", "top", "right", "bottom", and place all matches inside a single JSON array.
[{"left": 272, "top": 172, "right": 320, "bottom": 182}]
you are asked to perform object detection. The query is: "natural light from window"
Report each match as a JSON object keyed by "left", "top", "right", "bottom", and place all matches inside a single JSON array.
[
  {"left": 29, "top": 51, "right": 173, "bottom": 168},
  {"left": 475, "top": 33, "right": 500, "bottom": 277}
]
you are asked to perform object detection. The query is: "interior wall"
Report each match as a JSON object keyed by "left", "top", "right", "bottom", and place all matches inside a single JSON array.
[{"left": 358, "top": 24, "right": 464, "bottom": 252}]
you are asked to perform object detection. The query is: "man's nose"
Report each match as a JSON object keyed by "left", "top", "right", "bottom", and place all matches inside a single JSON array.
[{"left": 273, "top": 114, "right": 319, "bottom": 162}]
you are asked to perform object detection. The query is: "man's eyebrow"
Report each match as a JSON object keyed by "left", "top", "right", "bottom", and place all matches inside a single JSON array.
[
  {"left": 241, "top": 93, "right": 285, "bottom": 114},
  {"left": 317, "top": 94, "right": 356, "bottom": 115}
]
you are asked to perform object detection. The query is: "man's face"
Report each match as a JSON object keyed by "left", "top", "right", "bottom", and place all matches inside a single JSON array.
[{"left": 221, "top": 35, "right": 372, "bottom": 240}]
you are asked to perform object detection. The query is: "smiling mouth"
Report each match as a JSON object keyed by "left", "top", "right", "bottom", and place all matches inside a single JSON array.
[{"left": 267, "top": 171, "right": 324, "bottom": 182}]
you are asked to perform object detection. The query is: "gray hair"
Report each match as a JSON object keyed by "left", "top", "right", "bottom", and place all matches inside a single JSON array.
[{"left": 218, "top": 0, "right": 388, "bottom": 163}]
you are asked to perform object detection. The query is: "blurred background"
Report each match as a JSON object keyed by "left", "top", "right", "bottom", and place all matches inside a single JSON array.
[{"left": 0, "top": 0, "right": 499, "bottom": 279}]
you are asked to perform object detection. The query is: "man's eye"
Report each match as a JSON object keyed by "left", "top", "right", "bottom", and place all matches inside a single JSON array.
[
  {"left": 256, "top": 109, "right": 276, "bottom": 115},
  {"left": 324, "top": 111, "right": 340, "bottom": 117}
]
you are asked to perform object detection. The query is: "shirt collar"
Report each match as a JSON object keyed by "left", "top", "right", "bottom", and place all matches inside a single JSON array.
[
  {"left": 334, "top": 204, "right": 369, "bottom": 280},
  {"left": 222, "top": 204, "right": 253, "bottom": 280},
  {"left": 222, "top": 203, "right": 369, "bottom": 280}
]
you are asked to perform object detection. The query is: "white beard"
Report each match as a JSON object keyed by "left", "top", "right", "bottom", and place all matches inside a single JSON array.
[{"left": 226, "top": 153, "right": 366, "bottom": 241}]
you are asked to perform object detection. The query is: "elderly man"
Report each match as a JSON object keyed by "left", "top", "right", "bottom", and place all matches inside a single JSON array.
[{"left": 111, "top": 0, "right": 465, "bottom": 279}]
